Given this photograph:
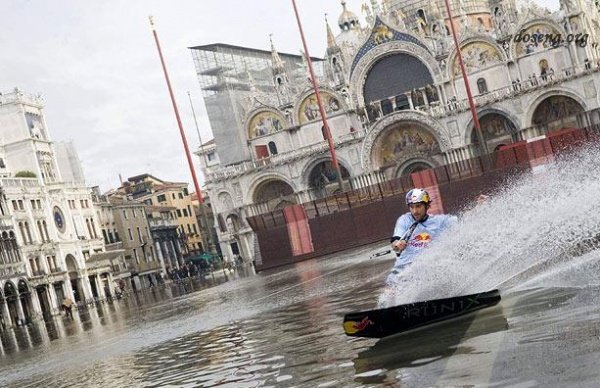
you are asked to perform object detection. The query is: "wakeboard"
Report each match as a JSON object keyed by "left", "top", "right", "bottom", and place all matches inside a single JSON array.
[{"left": 343, "top": 289, "right": 501, "bottom": 338}]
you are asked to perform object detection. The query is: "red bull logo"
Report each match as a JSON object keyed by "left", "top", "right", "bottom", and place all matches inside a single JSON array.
[
  {"left": 409, "top": 232, "right": 431, "bottom": 248},
  {"left": 343, "top": 316, "right": 374, "bottom": 334},
  {"left": 413, "top": 232, "right": 431, "bottom": 242}
]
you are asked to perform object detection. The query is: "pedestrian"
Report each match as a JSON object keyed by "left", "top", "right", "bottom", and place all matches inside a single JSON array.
[
  {"left": 386, "top": 188, "right": 457, "bottom": 286},
  {"left": 62, "top": 296, "right": 74, "bottom": 319}
]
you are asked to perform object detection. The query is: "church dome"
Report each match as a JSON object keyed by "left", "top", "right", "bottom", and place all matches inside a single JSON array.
[{"left": 338, "top": 1, "right": 360, "bottom": 31}]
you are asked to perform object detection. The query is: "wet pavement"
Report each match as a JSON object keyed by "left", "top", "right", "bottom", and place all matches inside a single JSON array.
[{"left": 2, "top": 242, "right": 600, "bottom": 387}]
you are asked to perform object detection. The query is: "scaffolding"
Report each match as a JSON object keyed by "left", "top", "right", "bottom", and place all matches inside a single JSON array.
[
  {"left": 189, "top": 43, "right": 325, "bottom": 167},
  {"left": 189, "top": 43, "right": 324, "bottom": 97}
]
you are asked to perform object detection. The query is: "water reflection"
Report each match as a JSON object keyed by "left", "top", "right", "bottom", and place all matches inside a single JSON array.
[
  {"left": 3, "top": 253, "right": 600, "bottom": 387},
  {"left": 0, "top": 273, "right": 238, "bottom": 358},
  {"left": 353, "top": 305, "right": 508, "bottom": 385}
]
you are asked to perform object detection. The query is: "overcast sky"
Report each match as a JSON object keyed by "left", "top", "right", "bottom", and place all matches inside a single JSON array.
[{"left": 0, "top": 0, "right": 559, "bottom": 192}]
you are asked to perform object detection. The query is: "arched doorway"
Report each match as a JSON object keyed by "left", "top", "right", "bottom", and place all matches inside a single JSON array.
[
  {"left": 532, "top": 95, "right": 584, "bottom": 129},
  {"left": 17, "top": 279, "right": 32, "bottom": 324},
  {"left": 470, "top": 113, "right": 517, "bottom": 150},
  {"left": 65, "top": 254, "right": 83, "bottom": 302},
  {"left": 399, "top": 161, "right": 434, "bottom": 177},
  {"left": 308, "top": 160, "right": 351, "bottom": 198},
  {"left": 252, "top": 179, "right": 296, "bottom": 211},
  {"left": 4, "top": 281, "right": 19, "bottom": 326}
]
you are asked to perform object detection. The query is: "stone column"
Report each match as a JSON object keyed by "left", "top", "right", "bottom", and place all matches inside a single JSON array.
[
  {"left": 14, "top": 297, "right": 26, "bottom": 325},
  {"left": 47, "top": 283, "right": 60, "bottom": 314},
  {"left": 64, "top": 278, "right": 76, "bottom": 301},
  {"left": 29, "top": 288, "right": 44, "bottom": 319},
  {"left": 95, "top": 275, "right": 106, "bottom": 300},
  {"left": 406, "top": 92, "right": 414, "bottom": 110},
  {"left": 1, "top": 302, "right": 12, "bottom": 329},
  {"left": 80, "top": 272, "right": 94, "bottom": 301}
]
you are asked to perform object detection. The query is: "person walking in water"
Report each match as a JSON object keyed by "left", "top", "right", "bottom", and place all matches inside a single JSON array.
[
  {"left": 386, "top": 188, "right": 457, "bottom": 286},
  {"left": 62, "top": 297, "right": 74, "bottom": 319}
]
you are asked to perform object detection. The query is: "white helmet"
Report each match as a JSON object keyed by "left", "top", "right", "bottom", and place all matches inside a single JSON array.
[{"left": 405, "top": 188, "right": 431, "bottom": 205}]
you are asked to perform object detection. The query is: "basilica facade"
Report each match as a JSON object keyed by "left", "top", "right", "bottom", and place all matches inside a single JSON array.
[{"left": 191, "top": 0, "right": 600, "bottom": 265}]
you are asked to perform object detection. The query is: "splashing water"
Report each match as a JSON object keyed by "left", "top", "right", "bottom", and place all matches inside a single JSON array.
[{"left": 380, "top": 144, "right": 600, "bottom": 306}]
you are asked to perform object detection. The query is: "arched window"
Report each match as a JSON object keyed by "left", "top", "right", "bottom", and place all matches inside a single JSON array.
[
  {"left": 477, "top": 78, "right": 488, "bottom": 94},
  {"left": 268, "top": 141, "right": 278, "bottom": 155}
]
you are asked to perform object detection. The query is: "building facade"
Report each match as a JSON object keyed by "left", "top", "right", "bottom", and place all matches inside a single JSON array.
[
  {"left": 191, "top": 0, "right": 600, "bottom": 263},
  {"left": 114, "top": 174, "right": 203, "bottom": 263},
  {"left": 93, "top": 189, "right": 162, "bottom": 291},
  {"left": 0, "top": 89, "right": 115, "bottom": 329}
]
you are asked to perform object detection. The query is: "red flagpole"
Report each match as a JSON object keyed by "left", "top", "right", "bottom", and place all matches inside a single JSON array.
[
  {"left": 291, "top": 0, "right": 344, "bottom": 192},
  {"left": 148, "top": 16, "right": 206, "bottom": 204},
  {"left": 443, "top": 0, "right": 488, "bottom": 155}
]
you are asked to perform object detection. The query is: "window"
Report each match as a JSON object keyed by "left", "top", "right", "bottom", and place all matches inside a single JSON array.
[
  {"left": 192, "top": 224, "right": 197, "bottom": 234},
  {"left": 132, "top": 208, "right": 137, "bottom": 218},
  {"left": 477, "top": 78, "right": 488, "bottom": 94},
  {"left": 183, "top": 188, "right": 188, "bottom": 196},
  {"left": 268, "top": 141, "right": 278, "bottom": 155},
  {"left": 128, "top": 228, "right": 133, "bottom": 241},
  {"left": 123, "top": 209, "right": 128, "bottom": 219},
  {"left": 144, "top": 199, "right": 153, "bottom": 206},
  {"left": 137, "top": 227, "right": 142, "bottom": 242},
  {"left": 133, "top": 248, "right": 139, "bottom": 264},
  {"left": 178, "top": 192, "right": 183, "bottom": 199},
  {"left": 172, "top": 193, "right": 176, "bottom": 200},
  {"left": 157, "top": 194, "right": 166, "bottom": 203},
  {"left": 207, "top": 152, "right": 216, "bottom": 162},
  {"left": 187, "top": 205, "right": 192, "bottom": 216},
  {"left": 176, "top": 209, "right": 182, "bottom": 218},
  {"left": 183, "top": 208, "right": 188, "bottom": 217}
]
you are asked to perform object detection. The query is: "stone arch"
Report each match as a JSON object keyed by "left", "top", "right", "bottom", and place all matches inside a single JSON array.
[
  {"left": 396, "top": 158, "right": 437, "bottom": 178},
  {"left": 217, "top": 191, "right": 234, "bottom": 212},
  {"left": 302, "top": 156, "right": 352, "bottom": 190},
  {"left": 370, "top": 123, "right": 442, "bottom": 174},
  {"left": 294, "top": 88, "right": 346, "bottom": 125},
  {"left": 245, "top": 108, "right": 288, "bottom": 139},
  {"left": 447, "top": 37, "right": 506, "bottom": 79},
  {"left": 225, "top": 213, "right": 242, "bottom": 233},
  {"left": 510, "top": 19, "right": 566, "bottom": 59},
  {"left": 350, "top": 41, "right": 441, "bottom": 108},
  {"left": 527, "top": 90, "right": 586, "bottom": 127},
  {"left": 248, "top": 175, "right": 297, "bottom": 208},
  {"left": 466, "top": 108, "right": 520, "bottom": 148},
  {"left": 3, "top": 280, "right": 17, "bottom": 299},
  {"left": 361, "top": 110, "right": 450, "bottom": 171},
  {"left": 65, "top": 253, "right": 79, "bottom": 272}
]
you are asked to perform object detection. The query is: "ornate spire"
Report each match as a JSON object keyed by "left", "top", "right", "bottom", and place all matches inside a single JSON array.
[
  {"left": 325, "top": 14, "right": 339, "bottom": 53},
  {"left": 270, "top": 34, "right": 285, "bottom": 73}
]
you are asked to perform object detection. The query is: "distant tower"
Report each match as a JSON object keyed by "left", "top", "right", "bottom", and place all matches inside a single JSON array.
[{"left": 0, "top": 88, "right": 62, "bottom": 184}]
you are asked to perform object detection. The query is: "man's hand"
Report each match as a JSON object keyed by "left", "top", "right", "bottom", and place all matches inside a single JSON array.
[{"left": 392, "top": 239, "right": 407, "bottom": 253}]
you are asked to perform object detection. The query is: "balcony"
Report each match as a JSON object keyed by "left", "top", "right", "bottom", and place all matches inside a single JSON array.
[{"left": 206, "top": 129, "right": 367, "bottom": 183}]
